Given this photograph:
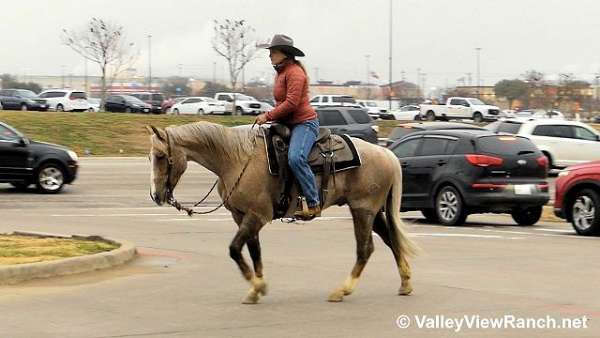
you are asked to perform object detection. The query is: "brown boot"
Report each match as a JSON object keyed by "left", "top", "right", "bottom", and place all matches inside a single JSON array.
[{"left": 294, "top": 205, "right": 322, "bottom": 221}]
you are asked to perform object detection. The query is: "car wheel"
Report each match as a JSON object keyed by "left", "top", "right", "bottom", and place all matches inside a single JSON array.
[
  {"left": 36, "top": 163, "right": 65, "bottom": 194},
  {"left": 56, "top": 104, "right": 64, "bottom": 112},
  {"left": 420, "top": 209, "right": 439, "bottom": 223},
  {"left": 88, "top": 107, "right": 94, "bottom": 112},
  {"left": 426, "top": 111, "right": 436, "bottom": 121},
  {"left": 570, "top": 189, "right": 600, "bottom": 236},
  {"left": 473, "top": 112, "right": 483, "bottom": 123},
  {"left": 173, "top": 108, "right": 180, "bottom": 115},
  {"left": 236, "top": 106, "right": 243, "bottom": 115},
  {"left": 125, "top": 107, "right": 132, "bottom": 113},
  {"left": 435, "top": 185, "right": 467, "bottom": 226},
  {"left": 198, "top": 108, "right": 205, "bottom": 115},
  {"left": 21, "top": 104, "right": 28, "bottom": 111},
  {"left": 413, "top": 114, "right": 422, "bottom": 121},
  {"left": 10, "top": 182, "right": 30, "bottom": 190},
  {"left": 511, "top": 206, "right": 542, "bottom": 226}
]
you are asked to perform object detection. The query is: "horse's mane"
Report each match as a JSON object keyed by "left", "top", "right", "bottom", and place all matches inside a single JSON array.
[{"left": 167, "top": 122, "right": 260, "bottom": 161}]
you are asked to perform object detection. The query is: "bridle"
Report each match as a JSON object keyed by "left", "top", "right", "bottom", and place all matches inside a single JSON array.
[{"left": 150, "top": 123, "right": 259, "bottom": 216}]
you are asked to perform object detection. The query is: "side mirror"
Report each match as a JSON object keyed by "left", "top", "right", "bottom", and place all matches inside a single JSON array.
[{"left": 18, "top": 137, "right": 29, "bottom": 147}]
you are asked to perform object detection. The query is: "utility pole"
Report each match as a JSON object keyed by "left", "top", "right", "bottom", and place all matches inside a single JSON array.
[
  {"left": 388, "top": 0, "right": 393, "bottom": 110},
  {"left": 475, "top": 47, "right": 481, "bottom": 98},
  {"left": 466, "top": 72, "right": 472, "bottom": 86},
  {"left": 61, "top": 65, "right": 65, "bottom": 88},
  {"left": 416, "top": 67, "right": 421, "bottom": 98},
  {"left": 212, "top": 62, "right": 216, "bottom": 83},
  {"left": 314, "top": 67, "right": 319, "bottom": 83},
  {"left": 148, "top": 34, "right": 152, "bottom": 92},
  {"left": 365, "top": 54, "right": 371, "bottom": 85}
]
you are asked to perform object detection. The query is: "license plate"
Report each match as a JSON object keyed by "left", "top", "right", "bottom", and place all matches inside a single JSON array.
[{"left": 515, "top": 184, "right": 533, "bottom": 195}]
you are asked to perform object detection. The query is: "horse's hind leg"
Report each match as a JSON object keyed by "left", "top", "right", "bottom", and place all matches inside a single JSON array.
[
  {"left": 328, "top": 207, "right": 375, "bottom": 302},
  {"left": 372, "top": 211, "right": 412, "bottom": 296},
  {"left": 229, "top": 212, "right": 267, "bottom": 304}
]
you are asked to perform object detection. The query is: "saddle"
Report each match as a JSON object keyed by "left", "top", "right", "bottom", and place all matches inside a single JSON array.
[{"left": 262, "top": 123, "right": 362, "bottom": 218}]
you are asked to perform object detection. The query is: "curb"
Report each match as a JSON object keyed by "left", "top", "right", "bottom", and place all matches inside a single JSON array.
[{"left": 0, "top": 231, "right": 137, "bottom": 285}]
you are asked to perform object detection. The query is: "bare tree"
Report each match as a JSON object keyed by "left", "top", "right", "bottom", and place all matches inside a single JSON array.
[
  {"left": 212, "top": 19, "right": 259, "bottom": 91},
  {"left": 62, "top": 18, "right": 138, "bottom": 107}
]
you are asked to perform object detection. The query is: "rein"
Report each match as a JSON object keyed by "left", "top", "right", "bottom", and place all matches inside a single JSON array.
[{"left": 154, "top": 123, "right": 259, "bottom": 216}]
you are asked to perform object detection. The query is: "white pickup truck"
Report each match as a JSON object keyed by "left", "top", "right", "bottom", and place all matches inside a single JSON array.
[
  {"left": 420, "top": 97, "right": 500, "bottom": 123},
  {"left": 214, "top": 92, "right": 272, "bottom": 115}
]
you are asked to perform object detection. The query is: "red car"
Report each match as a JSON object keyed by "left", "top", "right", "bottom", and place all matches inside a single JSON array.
[{"left": 554, "top": 161, "right": 600, "bottom": 235}]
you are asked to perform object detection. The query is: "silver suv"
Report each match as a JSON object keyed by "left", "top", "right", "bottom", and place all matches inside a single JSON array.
[{"left": 316, "top": 106, "right": 378, "bottom": 144}]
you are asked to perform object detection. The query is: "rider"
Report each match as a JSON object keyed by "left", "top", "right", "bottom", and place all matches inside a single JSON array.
[{"left": 255, "top": 34, "right": 321, "bottom": 219}]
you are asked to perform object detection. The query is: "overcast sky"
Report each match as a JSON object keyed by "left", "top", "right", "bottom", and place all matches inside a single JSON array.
[{"left": 2, "top": 0, "right": 600, "bottom": 89}]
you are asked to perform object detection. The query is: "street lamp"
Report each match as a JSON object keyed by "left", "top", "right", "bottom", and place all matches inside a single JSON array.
[
  {"left": 148, "top": 34, "right": 152, "bottom": 92},
  {"left": 365, "top": 54, "right": 371, "bottom": 85},
  {"left": 475, "top": 47, "right": 481, "bottom": 98},
  {"left": 388, "top": 0, "right": 393, "bottom": 110}
]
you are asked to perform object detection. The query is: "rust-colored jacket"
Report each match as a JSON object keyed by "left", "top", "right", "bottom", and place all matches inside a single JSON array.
[{"left": 266, "top": 60, "right": 317, "bottom": 125}]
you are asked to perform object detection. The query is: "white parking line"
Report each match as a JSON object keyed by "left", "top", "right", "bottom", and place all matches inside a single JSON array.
[
  {"left": 411, "top": 233, "right": 524, "bottom": 240},
  {"left": 533, "top": 227, "right": 573, "bottom": 233}
]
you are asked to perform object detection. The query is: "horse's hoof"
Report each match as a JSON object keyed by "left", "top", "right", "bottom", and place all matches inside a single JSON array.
[
  {"left": 242, "top": 292, "right": 260, "bottom": 304},
  {"left": 327, "top": 290, "right": 344, "bottom": 302},
  {"left": 254, "top": 280, "right": 268, "bottom": 296},
  {"left": 398, "top": 285, "right": 413, "bottom": 296}
]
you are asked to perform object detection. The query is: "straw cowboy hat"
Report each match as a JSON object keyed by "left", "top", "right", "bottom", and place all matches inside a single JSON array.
[{"left": 258, "top": 34, "right": 305, "bottom": 57}]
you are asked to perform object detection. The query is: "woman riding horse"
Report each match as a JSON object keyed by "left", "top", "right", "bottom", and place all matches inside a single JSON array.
[{"left": 255, "top": 34, "right": 321, "bottom": 220}]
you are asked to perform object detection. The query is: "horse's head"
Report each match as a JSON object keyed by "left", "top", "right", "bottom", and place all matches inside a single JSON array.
[{"left": 147, "top": 125, "right": 188, "bottom": 205}]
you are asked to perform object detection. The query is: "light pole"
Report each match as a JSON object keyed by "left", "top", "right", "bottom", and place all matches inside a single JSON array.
[
  {"left": 475, "top": 47, "right": 481, "bottom": 98},
  {"left": 388, "top": 0, "right": 393, "bottom": 110},
  {"left": 365, "top": 54, "right": 371, "bottom": 85},
  {"left": 417, "top": 67, "right": 421, "bottom": 98},
  {"left": 148, "top": 34, "right": 152, "bottom": 92},
  {"left": 212, "top": 62, "right": 217, "bottom": 83}
]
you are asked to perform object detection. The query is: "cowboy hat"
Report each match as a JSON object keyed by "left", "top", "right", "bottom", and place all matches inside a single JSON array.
[{"left": 257, "top": 34, "right": 305, "bottom": 57}]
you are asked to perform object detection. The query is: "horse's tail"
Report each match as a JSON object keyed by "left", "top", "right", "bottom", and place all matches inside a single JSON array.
[{"left": 384, "top": 149, "right": 419, "bottom": 258}]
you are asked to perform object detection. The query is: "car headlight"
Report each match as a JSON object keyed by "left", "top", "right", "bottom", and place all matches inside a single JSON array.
[
  {"left": 558, "top": 170, "right": 570, "bottom": 177},
  {"left": 67, "top": 150, "right": 78, "bottom": 162}
]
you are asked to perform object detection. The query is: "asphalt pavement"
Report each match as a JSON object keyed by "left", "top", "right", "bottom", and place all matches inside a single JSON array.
[{"left": 0, "top": 158, "right": 597, "bottom": 338}]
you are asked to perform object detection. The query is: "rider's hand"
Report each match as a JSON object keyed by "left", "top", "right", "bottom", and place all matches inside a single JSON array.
[{"left": 255, "top": 113, "right": 268, "bottom": 125}]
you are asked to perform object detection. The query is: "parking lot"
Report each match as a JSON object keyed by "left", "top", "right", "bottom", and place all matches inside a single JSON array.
[{"left": 0, "top": 157, "right": 597, "bottom": 337}]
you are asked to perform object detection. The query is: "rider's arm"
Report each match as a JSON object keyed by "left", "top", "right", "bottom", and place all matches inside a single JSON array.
[{"left": 266, "top": 67, "right": 305, "bottom": 121}]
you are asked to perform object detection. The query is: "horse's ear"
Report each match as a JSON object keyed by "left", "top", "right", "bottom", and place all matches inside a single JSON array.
[{"left": 147, "top": 125, "right": 166, "bottom": 142}]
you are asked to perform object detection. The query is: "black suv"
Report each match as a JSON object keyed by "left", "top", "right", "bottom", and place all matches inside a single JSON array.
[
  {"left": 0, "top": 122, "right": 78, "bottom": 193},
  {"left": 0, "top": 89, "right": 49, "bottom": 111},
  {"left": 390, "top": 129, "right": 549, "bottom": 226},
  {"left": 130, "top": 92, "right": 165, "bottom": 113},
  {"left": 315, "top": 106, "right": 378, "bottom": 144}
]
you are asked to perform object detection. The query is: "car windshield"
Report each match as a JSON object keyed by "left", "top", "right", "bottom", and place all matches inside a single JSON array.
[
  {"left": 0, "top": 123, "right": 23, "bottom": 141},
  {"left": 16, "top": 90, "right": 38, "bottom": 98},
  {"left": 365, "top": 102, "right": 377, "bottom": 107},
  {"left": 123, "top": 96, "right": 146, "bottom": 104},
  {"left": 468, "top": 98, "right": 485, "bottom": 105},
  {"left": 234, "top": 94, "right": 253, "bottom": 100}
]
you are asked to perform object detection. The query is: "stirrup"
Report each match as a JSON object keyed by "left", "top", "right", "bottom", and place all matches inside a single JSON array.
[{"left": 294, "top": 197, "right": 321, "bottom": 221}]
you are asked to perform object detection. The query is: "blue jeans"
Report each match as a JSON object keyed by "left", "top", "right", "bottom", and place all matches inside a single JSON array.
[{"left": 288, "top": 119, "right": 320, "bottom": 207}]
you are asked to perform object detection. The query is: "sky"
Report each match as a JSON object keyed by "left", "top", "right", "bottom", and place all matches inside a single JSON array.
[{"left": 2, "top": 0, "right": 600, "bottom": 89}]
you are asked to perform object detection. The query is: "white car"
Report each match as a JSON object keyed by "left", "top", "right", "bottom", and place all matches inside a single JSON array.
[
  {"left": 420, "top": 97, "right": 500, "bottom": 122},
  {"left": 381, "top": 105, "right": 421, "bottom": 121},
  {"left": 38, "top": 89, "right": 90, "bottom": 112},
  {"left": 214, "top": 93, "right": 270, "bottom": 115},
  {"left": 171, "top": 97, "right": 226, "bottom": 115},
  {"left": 87, "top": 98, "right": 101, "bottom": 112},
  {"left": 309, "top": 95, "right": 362, "bottom": 108},
  {"left": 357, "top": 100, "right": 386, "bottom": 119},
  {"left": 485, "top": 118, "right": 600, "bottom": 168}
]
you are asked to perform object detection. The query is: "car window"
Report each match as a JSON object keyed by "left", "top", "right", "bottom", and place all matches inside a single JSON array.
[
  {"left": 317, "top": 110, "right": 346, "bottom": 126},
  {"left": 152, "top": 94, "right": 164, "bottom": 101},
  {"left": 450, "top": 98, "right": 461, "bottom": 105},
  {"left": 392, "top": 138, "right": 421, "bottom": 158},
  {"left": 332, "top": 96, "right": 356, "bottom": 103},
  {"left": 184, "top": 98, "right": 201, "bottom": 104},
  {"left": 48, "top": 91, "right": 66, "bottom": 98},
  {"left": 322, "top": 96, "right": 329, "bottom": 103},
  {"left": 497, "top": 122, "right": 522, "bottom": 134},
  {"left": 310, "top": 97, "right": 320, "bottom": 103},
  {"left": 69, "top": 92, "right": 87, "bottom": 100},
  {"left": 347, "top": 109, "right": 372, "bottom": 124},
  {"left": 417, "top": 138, "right": 452, "bottom": 156},
  {"left": 573, "top": 126, "right": 598, "bottom": 141},
  {"left": 217, "top": 95, "right": 230, "bottom": 101},
  {"left": 477, "top": 135, "right": 539, "bottom": 156},
  {"left": 0, "top": 124, "right": 20, "bottom": 141},
  {"left": 16, "top": 90, "right": 37, "bottom": 98},
  {"left": 532, "top": 125, "right": 573, "bottom": 138}
]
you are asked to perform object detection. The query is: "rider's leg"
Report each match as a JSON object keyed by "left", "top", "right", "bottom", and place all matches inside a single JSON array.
[{"left": 288, "top": 119, "right": 320, "bottom": 208}]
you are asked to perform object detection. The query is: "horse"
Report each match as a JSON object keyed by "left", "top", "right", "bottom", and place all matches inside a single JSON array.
[{"left": 147, "top": 121, "right": 417, "bottom": 304}]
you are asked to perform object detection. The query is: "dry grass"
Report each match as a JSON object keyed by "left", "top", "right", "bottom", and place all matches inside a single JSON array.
[{"left": 0, "top": 235, "right": 119, "bottom": 265}]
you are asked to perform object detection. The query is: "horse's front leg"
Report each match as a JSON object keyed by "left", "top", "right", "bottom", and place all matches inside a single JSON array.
[{"left": 228, "top": 213, "right": 267, "bottom": 304}]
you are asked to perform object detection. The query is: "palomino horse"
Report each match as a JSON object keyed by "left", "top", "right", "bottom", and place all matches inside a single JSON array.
[{"left": 147, "top": 122, "right": 417, "bottom": 304}]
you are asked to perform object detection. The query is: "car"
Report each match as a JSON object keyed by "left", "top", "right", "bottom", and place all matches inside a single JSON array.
[
  {"left": 87, "top": 98, "right": 101, "bottom": 112},
  {"left": 485, "top": 118, "right": 600, "bottom": 168},
  {"left": 390, "top": 129, "right": 550, "bottom": 226},
  {"left": 0, "top": 121, "right": 78, "bottom": 193},
  {"left": 170, "top": 97, "right": 226, "bottom": 115},
  {"left": 214, "top": 92, "right": 270, "bottom": 115},
  {"left": 38, "top": 89, "right": 90, "bottom": 112},
  {"left": 104, "top": 95, "right": 151, "bottom": 113},
  {"left": 593, "top": 115, "right": 600, "bottom": 123},
  {"left": 386, "top": 122, "right": 485, "bottom": 147},
  {"left": 316, "top": 106, "right": 378, "bottom": 144},
  {"left": 130, "top": 92, "right": 166, "bottom": 114},
  {"left": 420, "top": 97, "right": 501, "bottom": 122},
  {"left": 380, "top": 105, "right": 421, "bottom": 121},
  {"left": 357, "top": 100, "right": 387, "bottom": 119},
  {"left": 554, "top": 161, "right": 600, "bottom": 236},
  {"left": 310, "top": 95, "right": 362, "bottom": 108},
  {"left": 161, "top": 96, "right": 187, "bottom": 113},
  {"left": 514, "top": 109, "right": 564, "bottom": 120},
  {"left": 0, "top": 89, "right": 49, "bottom": 111}
]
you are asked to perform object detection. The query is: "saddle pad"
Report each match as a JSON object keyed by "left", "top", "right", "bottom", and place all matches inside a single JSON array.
[{"left": 263, "top": 131, "right": 362, "bottom": 176}]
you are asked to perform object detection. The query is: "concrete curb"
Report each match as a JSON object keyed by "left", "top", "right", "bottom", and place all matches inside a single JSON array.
[{"left": 0, "top": 231, "right": 137, "bottom": 285}]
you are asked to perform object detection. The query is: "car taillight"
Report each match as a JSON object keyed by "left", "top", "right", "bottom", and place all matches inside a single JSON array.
[
  {"left": 471, "top": 183, "right": 507, "bottom": 190},
  {"left": 465, "top": 154, "right": 504, "bottom": 167},
  {"left": 536, "top": 155, "right": 548, "bottom": 168}
]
